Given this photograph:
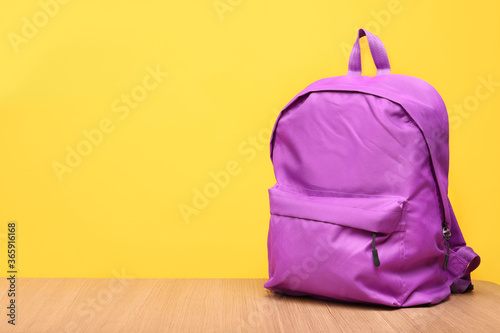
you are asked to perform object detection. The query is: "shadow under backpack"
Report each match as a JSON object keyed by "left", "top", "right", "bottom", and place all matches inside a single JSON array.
[{"left": 264, "top": 29, "right": 480, "bottom": 307}]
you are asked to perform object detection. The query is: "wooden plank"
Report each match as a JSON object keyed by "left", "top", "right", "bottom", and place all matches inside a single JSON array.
[{"left": 0, "top": 279, "right": 498, "bottom": 332}]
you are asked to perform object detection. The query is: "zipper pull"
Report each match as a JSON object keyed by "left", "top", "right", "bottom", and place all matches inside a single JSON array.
[
  {"left": 442, "top": 223, "right": 451, "bottom": 270},
  {"left": 372, "top": 232, "right": 380, "bottom": 267}
]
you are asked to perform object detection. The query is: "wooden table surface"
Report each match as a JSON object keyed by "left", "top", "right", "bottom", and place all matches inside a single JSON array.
[{"left": 0, "top": 278, "right": 499, "bottom": 332}]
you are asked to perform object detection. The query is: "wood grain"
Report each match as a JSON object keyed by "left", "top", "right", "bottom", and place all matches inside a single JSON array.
[{"left": 0, "top": 279, "right": 498, "bottom": 332}]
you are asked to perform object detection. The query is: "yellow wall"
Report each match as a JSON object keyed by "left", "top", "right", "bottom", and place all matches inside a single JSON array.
[{"left": 0, "top": 0, "right": 498, "bottom": 283}]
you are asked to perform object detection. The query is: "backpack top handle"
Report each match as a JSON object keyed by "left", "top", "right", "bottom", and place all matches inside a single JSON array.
[{"left": 347, "top": 29, "right": 391, "bottom": 76}]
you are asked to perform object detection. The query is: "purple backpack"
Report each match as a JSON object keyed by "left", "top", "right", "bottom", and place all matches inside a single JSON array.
[{"left": 265, "top": 29, "right": 480, "bottom": 307}]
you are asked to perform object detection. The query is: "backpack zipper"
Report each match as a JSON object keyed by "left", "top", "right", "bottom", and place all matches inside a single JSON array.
[
  {"left": 442, "top": 223, "right": 451, "bottom": 270},
  {"left": 372, "top": 232, "right": 381, "bottom": 267}
]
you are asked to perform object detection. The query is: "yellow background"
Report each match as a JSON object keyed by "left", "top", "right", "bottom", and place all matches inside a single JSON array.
[{"left": 0, "top": 0, "right": 499, "bottom": 283}]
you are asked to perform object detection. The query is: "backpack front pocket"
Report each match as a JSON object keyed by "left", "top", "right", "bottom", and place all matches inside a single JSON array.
[{"left": 264, "top": 185, "right": 408, "bottom": 307}]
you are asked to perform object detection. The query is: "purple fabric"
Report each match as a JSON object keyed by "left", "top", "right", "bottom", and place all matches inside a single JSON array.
[
  {"left": 265, "top": 29, "right": 480, "bottom": 307},
  {"left": 270, "top": 185, "right": 407, "bottom": 234}
]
